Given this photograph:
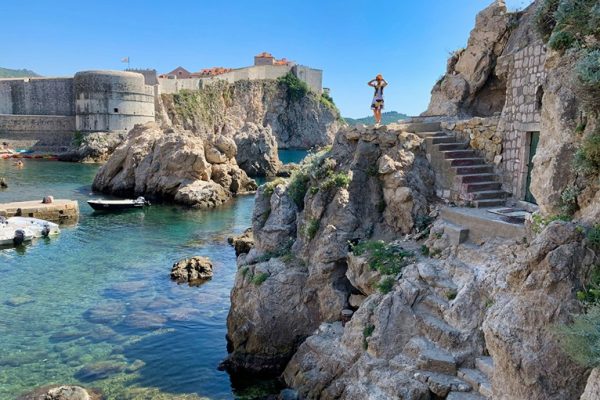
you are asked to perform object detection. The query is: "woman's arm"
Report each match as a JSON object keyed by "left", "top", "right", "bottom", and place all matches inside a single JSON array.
[
  {"left": 368, "top": 79, "right": 377, "bottom": 87},
  {"left": 382, "top": 79, "right": 388, "bottom": 87}
]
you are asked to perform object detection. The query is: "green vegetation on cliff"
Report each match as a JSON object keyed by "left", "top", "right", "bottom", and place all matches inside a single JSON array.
[
  {"left": 344, "top": 111, "right": 408, "bottom": 126},
  {"left": 0, "top": 67, "right": 40, "bottom": 78}
]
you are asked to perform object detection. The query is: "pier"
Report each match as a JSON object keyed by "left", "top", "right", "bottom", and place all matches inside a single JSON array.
[{"left": 0, "top": 199, "right": 79, "bottom": 224}]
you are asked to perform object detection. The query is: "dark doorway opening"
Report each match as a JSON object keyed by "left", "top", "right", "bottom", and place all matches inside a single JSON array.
[{"left": 525, "top": 131, "right": 540, "bottom": 204}]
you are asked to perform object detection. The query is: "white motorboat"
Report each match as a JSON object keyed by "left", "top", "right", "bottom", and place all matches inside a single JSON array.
[
  {"left": 0, "top": 226, "right": 34, "bottom": 246},
  {"left": 87, "top": 196, "right": 150, "bottom": 211},
  {"left": 0, "top": 216, "right": 60, "bottom": 247},
  {"left": 7, "top": 217, "right": 61, "bottom": 237}
]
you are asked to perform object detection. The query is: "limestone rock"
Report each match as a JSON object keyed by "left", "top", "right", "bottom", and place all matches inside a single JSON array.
[
  {"left": 17, "top": 385, "right": 103, "bottom": 400},
  {"left": 60, "top": 131, "right": 126, "bottom": 163},
  {"left": 424, "top": 1, "right": 511, "bottom": 116},
  {"left": 234, "top": 122, "right": 281, "bottom": 177},
  {"left": 580, "top": 368, "right": 600, "bottom": 400},
  {"left": 228, "top": 228, "right": 254, "bottom": 256},
  {"left": 92, "top": 122, "right": 256, "bottom": 208},
  {"left": 170, "top": 256, "right": 213, "bottom": 284}
]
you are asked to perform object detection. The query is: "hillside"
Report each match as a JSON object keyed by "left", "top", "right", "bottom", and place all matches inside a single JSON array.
[
  {"left": 344, "top": 111, "right": 408, "bottom": 126},
  {"left": 0, "top": 67, "right": 40, "bottom": 78}
]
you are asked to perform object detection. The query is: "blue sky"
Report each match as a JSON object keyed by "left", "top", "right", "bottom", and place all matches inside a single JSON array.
[{"left": 2, "top": 0, "right": 531, "bottom": 118}]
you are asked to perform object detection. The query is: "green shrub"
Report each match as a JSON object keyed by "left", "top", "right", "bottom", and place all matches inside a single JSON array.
[
  {"left": 377, "top": 276, "right": 396, "bottom": 294},
  {"left": 415, "top": 215, "right": 434, "bottom": 232},
  {"left": 557, "top": 303, "right": 600, "bottom": 367},
  {"left": 534, "top": 0, "right": 560, "bottom": 41},
  {"left": 531, "top": 213, "right": 572, "bottom": 233},
  {"left": 241, "top": 266, "right": 250, "bottom": 278},
  {"left": 263, "top": 178, "right": 287, "bottom": 197},
  {"left": 576, "top": 50, "right": 600, "bottom": 88},
  {"left": 445, "top": 289, "right": 458, "bottom": 301},
  {"left": 321, "top": 171, "right": 352, "bottom": 191},
  {"left": 363, "top": 324, "right": 375, "bottom": 349},
  {"left": 309, "top": 186, "right": 319, "bottom": 195},
  {"left": 287, "top": 169, "right": 310, "bottom": 209},
  {"left": 304, "top": 218, "right": 320, "bottom": 240},
  {"left": 575, "top": 131, "right": 600, "bottom": 176},
  {"left": 588, "top": 224, "right": 600, "bottom": 248},
  {"left": 559, "top": 185, "right": 580, "bottom": 216},
  {"left": 576, "top": 265, "right": 600, "bottom": 303},
  {"left": 251, "top": 272, "right": 269, "bottom": 286},
  {"left": 420, "top": 245, "right": 430, "bottom": 257},
  {"left": 352, "top": 240, "right": 414, "bottom": 276},
  {"left": 278, "top": 72, "right": 310, "bottom": 102},
  {"left": 548, "top": 30, "right": 575, "bottom": 51}
]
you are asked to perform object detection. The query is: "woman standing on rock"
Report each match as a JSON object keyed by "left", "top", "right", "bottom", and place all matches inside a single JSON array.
[{"left": 368, "top": 74, "right": 388, "bottom": 127}]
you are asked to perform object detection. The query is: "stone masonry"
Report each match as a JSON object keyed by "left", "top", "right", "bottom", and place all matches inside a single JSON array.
[{"left": 496, "top": 42, "right": 547, "bottom": 199}]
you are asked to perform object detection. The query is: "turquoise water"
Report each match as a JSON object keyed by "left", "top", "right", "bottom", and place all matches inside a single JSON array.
[
  {"left": 277, "top": 149, "right": 308, "bottom": 165},
  {"left": 0, "top": 160, "right": 276, "bottom": 399}
]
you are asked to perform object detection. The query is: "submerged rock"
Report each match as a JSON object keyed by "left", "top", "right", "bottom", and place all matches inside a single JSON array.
[
  {"left": 5, "top": 295, "right": 35, "bottom": 307},
  {"left": 124, "top": 311, "right": 167, "bottom": 329},
  {"left": 0, "top": 177, "right": 7, "bottom": 188},
  {"left": 170, "top": 256, "right": 213, "bottom": 285},
  {"left": 84, "top": 302, "right": 125, "bottom": 325},
  {"left": 75, "top": 361, "right": 127, "bottom": 381}
]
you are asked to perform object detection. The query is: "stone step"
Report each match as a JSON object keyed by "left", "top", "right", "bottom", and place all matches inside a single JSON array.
[
  {"left": 430, "top": 136, "right": 457, "bottom": 145},
  {"left": 415, "top": 312, "right": 465, "bottom": 350},
  {"left": 449, "top": 158, "right": 485, "bottom": 167},
  {"left": 444, "top": 221, "right": 469, "bottom": 245},
  {"left": 465, "top": 182, "right": 502, "bottom": 193},
  {"left": 437, "top": 142, "right": 469, "bottom": 151},
  {"left": 457, "top": 173, "right": 498, "bottom": 183},
  {"left": 419, "top": 293, "right": 449, "bottom": 317},
  {"left": 474, "top": 199, "right": 506, "bottom": 208},
  {"left": 404, "top": 337, "right": 457, "bottom": 375},
  {"left": 470, "top": 190, "right": 509, "bottom": 200},
  {"left": 416, "top": 131, "right": 446, "bottom": 138},
  {"left": 404, "top": 122, "right": 443, "bottom": 133},
  {"left": 444, "top": 150, "right": 477, "bottom": 159},
  {"left": 458, "top": 368, "right": 492, "bottom": 398},
  {"left": 413, "top": 370, "right": 472, "bottom": 397},
  {"left": 475, "top": 356, "right": 494, "bottom": 379},
  {"left": 455, "top": 165, "right": 494, "bottom": 175},
  {"left": 447, "top": 392, "right": 487, "bottom": 400}
]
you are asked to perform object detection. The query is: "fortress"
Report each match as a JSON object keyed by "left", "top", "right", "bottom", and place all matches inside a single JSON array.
[{"left": 0, "top": 53, "right": 323, "bottom": 152}]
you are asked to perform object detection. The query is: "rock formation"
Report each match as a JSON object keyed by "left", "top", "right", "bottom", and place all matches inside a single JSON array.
[
  {"left": 92, "top": 122, "right": 256, "bottom": 208},
  {"left": 17, "top": 385, "right": 103, "bottom": 400},
  {"left": 59, "top": 132, "right": 126, "bottom": 163},
  {"left": 170, "top": 256, "right": 213, "bottom": 284},
  {"left": 227, "top": 228, "right": 254, "bottom": 256},
  {"left": 161, "top": 80, "right": 342, "bottom": 176},
  {"left": 224, "top": 123, "right": 435, "bottom": 376}
]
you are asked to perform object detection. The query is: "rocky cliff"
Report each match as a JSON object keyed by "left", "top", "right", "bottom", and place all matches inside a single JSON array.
[
  {"left": 224, "top": 1, "right": 600, "bottom": 398},
  {"left": 225, "top": 124, "right": 600, "bottom": 400},
  {"left": 92, "top": 122, "right": 256, "bottom": 208},
  {"left": 160, "top": 78, "right": 343, "bottom": 176}
]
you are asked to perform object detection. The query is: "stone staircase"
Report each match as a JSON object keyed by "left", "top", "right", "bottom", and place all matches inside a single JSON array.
[
  {"left": 401, "top": 261, "right": 495, "bottom": 399},
  {"left": 401, "top": 120, "right": 509, "bottom": 208}
]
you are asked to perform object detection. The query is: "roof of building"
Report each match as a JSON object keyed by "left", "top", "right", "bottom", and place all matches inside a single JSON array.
[
  {"left": 255, "top": 52, "right": 274, "bottom": 58},
  {"left": 160, "top": 66, "right": 191, "bottom": 78},
  {"left": 191, "top": 67, "right": 233, "bottom": 77}
]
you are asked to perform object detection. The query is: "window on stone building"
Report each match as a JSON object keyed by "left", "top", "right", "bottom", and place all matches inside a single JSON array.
[{"left": 114, "top": 108, "right": 119, "bottom": 113}]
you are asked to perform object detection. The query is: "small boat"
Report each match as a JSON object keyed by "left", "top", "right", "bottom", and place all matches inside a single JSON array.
[
  {"left": 0, "top": 228, "right": 34, "bottom": 246},
  {"left": 87, "top": 196, "right": 150, "bottom": 211},
  {"left": 7, "top": 217, "right": 61, "bottom": 237}
]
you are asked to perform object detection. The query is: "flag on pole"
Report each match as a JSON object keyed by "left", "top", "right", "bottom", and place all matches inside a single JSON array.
[{"left": 121, "top": 57, "right": 129, "bottom": 63}]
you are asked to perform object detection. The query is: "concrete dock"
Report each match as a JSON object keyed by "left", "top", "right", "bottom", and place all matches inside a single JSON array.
[{"left": 0, "top": 199, "right": 79, "bottom": 224}]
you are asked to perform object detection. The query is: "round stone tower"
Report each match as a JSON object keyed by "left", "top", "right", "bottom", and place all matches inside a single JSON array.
[{"left": 74, "top": 70, "right": 155, "bottom": 132}]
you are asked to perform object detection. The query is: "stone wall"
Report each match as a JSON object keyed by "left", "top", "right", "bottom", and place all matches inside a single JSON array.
[
  {"left": 0, "top": 115, "right": 75, "bottom": 133},
  {"left": 442, "top": 116, "right": 502, "bottom": 164},
  {"left": 496, "top": 41, "right": 546, "bottom": 199},
  {"left": 0, "top": 78, "right": 75, "bottom": 116},
  {"left": 159, "top": 65, "right": 323, "bottom": 95}
]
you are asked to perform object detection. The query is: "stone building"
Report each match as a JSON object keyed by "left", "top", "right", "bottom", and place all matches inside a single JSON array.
[{"left": 422, "top": 1, "right": 548, "bottom": 205}]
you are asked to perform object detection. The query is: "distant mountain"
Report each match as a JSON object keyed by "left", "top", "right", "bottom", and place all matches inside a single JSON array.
[
  {"left": 0, "top": 67, "right": 40, "bottom": 78},
  {"left": 344, "top": 111, "right": 409, "bottom": 126}
]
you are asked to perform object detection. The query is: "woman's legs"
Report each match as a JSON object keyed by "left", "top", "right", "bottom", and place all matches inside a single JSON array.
[{"left": 375, "top": 108, "right": 382, "bottom": 124}]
